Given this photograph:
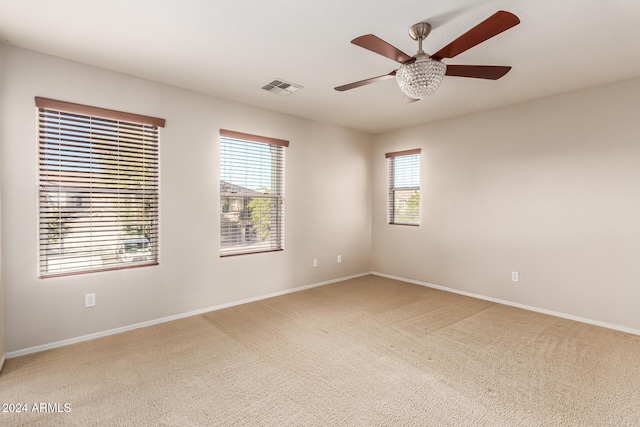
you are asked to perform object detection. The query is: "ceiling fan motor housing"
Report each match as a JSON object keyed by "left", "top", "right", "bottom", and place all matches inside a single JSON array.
[{"left": 409, "top": 22, "right": 432, "bottom": 41}]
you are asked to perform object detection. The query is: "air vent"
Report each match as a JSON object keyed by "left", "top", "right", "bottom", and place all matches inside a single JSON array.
[{"left": 262, "top": 79, "right": 303, "bottom": 96}]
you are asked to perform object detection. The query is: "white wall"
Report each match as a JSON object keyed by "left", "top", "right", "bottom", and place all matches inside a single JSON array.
[
  {"left": 4, "top": 43, "right": 639, "bottom": 355},
  {"left": 373, "top": 77, "right": 640, "bottom": 332},
  {"left": 0, "top": 45, "right": 373, "bottom": 353}
]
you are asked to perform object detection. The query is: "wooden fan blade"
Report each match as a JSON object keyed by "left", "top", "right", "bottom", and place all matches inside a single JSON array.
[
  {"left": 432, "top": 11, "right": 520, "bottom": 60},
  {"left": 335, "top": 70, "right": 397, "bottom": 92},
  {"left": 351, "top": 35, "right": 413, "bottom": 63},
  {"left": 445, "top": 65, "right": 512, "bottom": 80}
]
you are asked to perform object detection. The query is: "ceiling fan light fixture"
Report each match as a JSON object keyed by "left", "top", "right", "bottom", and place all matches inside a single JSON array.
[{"left": 395, "top": 54, "right": 447, "bottom": 99}]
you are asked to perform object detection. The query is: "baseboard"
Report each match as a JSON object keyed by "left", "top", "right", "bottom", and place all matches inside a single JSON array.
[
  {"left": 6, "top": 271, "right": 371, "bottom": 359},
  {"left": 372, "top": 271, "right": 640, "bottom": 337},
  {"left": 0, "top": 354, "right": 5, "bottom": 372}
]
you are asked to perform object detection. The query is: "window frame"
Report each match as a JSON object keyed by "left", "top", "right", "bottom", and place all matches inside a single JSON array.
[
  {"left": 386, "top": 149, "right": 421, "bottom": 226},
  {"left": 36, "top": 97, "right": 164, "bottom": 278},
  {"left": 219, "top": 129, "right": 288, "bottom": 257}
]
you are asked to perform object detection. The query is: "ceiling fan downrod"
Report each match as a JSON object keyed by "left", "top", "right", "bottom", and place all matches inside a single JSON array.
[{"left": 409, "top": 22, "right": 432, "bottom": 57}]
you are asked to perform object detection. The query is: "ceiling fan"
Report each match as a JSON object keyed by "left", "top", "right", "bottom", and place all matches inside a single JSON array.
[{"left": 335, "top": 10, "right": 520, "bottom": 102}]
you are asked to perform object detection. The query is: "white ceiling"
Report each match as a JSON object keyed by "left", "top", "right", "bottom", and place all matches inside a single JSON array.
[{"left": 1, "top": 0, "right": 640, "bottom": 134}]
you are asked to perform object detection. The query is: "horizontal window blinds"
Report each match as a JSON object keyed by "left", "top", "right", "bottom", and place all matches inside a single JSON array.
[
  {"left": 36, "top": 97, "right": 163, "bottom": 277},
  {"left": 219, "top": 130, "right": 288, "bottom": 256},
  {"left": 386, "top": 149, "right": 421, "bottom": 226}
]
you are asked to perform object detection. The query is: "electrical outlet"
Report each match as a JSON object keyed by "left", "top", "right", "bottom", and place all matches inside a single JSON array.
[
  {"left": 511, "top": 272, "right": 519, "bottom": 282},
  {"left": 313, "top": 258, "right": 318, "bottom": 268},
  {"left": 337, "top": 255, "right": 342, "bottom": 263},
  {"left": 85, "top": 293, "right": 96, "bottom": 307}
]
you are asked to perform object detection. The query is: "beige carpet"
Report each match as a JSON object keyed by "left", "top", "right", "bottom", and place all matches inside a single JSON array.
[{"left": 1, "top": 275, "right": 639, "bottom": 426}]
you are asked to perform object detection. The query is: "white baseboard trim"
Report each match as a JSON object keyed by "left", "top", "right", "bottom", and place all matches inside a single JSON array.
[
  {"left": 372, "top": 271, "right": 640, "bottom": 337},
  {"left": 6, "top": 272, "right": 371, "bottom": 359}
]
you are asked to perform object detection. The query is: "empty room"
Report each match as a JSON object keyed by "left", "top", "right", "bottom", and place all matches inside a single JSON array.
[{"left": 1, "top": 0, "right": 640, "bottom": 425}]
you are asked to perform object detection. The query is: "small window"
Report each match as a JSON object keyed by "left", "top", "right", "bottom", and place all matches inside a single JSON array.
[
  {"left": 386, "top": 149, "right": 421, "bottom": 225},
  {"left": 36, "top": 97, "right": 164, "bottom": 277},
  {"left": 219, "top": 129, "right": 288, "bottom": 256}
]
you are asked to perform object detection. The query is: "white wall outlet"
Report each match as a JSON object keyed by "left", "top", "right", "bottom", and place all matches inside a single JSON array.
[
  {"left": 511, "top": 272, "right": 520, "bottom": 282},
  {"left": 313, "top": 258, "right": 318, "bottom": 268},
  {"left": 337, "top": 255, "right": 342, "bottom": 263},
  {"left": 85, "top": 293, "right": 96, "bottom": 307}
]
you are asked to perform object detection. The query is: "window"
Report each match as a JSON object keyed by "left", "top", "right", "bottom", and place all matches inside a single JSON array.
[
  {"left": 219, "top": 129, "right": 288, "bottom": 256},
  {"left": 387, "top": 149, "right": 421, "bottom": 225},
  {"left": 36, "top": 97, "right": 164, "bottom": 277}
]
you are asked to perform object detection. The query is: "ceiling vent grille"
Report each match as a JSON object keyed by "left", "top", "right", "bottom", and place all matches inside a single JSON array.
[{"left": 262, "top": 79, "right": 303, "bottom": 96}]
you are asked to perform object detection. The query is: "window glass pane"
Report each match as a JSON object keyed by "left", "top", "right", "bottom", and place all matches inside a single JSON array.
[
  {"left": 220, "top": 141, "right": 275, "bottom": 192},
  {"left": 393, "top": 189, "right": 420, "bottom": 224},
  {"left": 393, "top": 155, "right": 420, "bottom": 187}
]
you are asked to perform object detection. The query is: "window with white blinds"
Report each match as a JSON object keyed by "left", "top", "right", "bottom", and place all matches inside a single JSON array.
[
  {"left": 219, "top": 129, "right": 288, "bottom": 256},
  {"left": 36, "top": 97, "right": 164, "bottom": 278},
  {"left": 387, "top": 149, "right": 421, "bottom": 226}
]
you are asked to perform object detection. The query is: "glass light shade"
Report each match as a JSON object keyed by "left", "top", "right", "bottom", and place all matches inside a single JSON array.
[{"left": 396, "top": 55, "right": 447, "bottom": 99}]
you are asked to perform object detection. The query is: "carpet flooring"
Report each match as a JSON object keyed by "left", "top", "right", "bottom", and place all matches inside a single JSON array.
[{"left": 1, "top": 275, "right": 639, "bottom": 426}]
